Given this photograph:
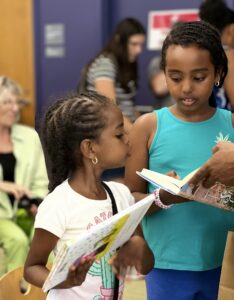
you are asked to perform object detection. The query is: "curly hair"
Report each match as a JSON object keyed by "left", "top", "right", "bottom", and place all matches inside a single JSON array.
[
  {"left": 160, "top": 21, "right": 228, "bottom": 106},
  {"left": 41, "top": 91, "right": 114, "bottom": 192}
]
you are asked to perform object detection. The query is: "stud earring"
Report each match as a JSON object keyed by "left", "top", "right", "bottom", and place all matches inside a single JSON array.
[
  {"left": 215, "top": 81, "right": 220, "bottom": 87},
  {"left": 91, "top": 157, "right": 98, "bottom": 165}
]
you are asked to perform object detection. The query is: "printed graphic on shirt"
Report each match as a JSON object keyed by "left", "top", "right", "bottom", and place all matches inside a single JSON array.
[
  {"left": 215, "top": 132, "right": 230, "bottom": 143},
  {"left": 89, "top": 252, "right": 124, "bottom": 300},
  {"left": 87, "top": 211, "right": 113, "bottom": 230},
  {"left": 88, "top": 215, "right": 129, "bottom": 299}
]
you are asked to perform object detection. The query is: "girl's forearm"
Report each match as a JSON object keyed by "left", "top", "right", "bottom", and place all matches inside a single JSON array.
[
  {"left": 24, "top": 265, "right": 49, "bottom": 288},
  {"left": 132, "top": 192, "right": 161, "bottom": 215},
  {"left": 140, "top": 242, "right": 155, "bottom": 274},
  {"left": 24, "top": 265, "right": 74, "bottom": 290}
]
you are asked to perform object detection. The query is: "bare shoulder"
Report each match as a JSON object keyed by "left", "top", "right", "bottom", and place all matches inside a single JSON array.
[
  {"left": 133, "top": 112, "right": 156, "bottom": 133},
  {"left": 131, "top": 112, "right": 156, "bottom": 147}
]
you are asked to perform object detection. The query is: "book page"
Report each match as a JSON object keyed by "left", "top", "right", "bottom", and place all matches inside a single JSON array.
[{"left": 137, "top": 169, "right": 181, "bottom": 194}]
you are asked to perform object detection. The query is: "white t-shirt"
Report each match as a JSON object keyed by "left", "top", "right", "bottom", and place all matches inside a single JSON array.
[{"left": 35, "top": 180, "right": 134, "bottom": 300}]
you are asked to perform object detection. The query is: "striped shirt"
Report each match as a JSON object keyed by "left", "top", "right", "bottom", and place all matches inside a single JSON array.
[{"left": 86, "top": 55, "right": 137, "bottom": 121}]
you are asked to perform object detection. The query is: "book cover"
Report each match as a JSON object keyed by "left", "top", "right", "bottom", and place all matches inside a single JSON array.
[
  {"left": 137, "top": 168, "right": 234, "bottom": 211},
  {"left": 42, "top": 194, "right": 155, "bottom": 292}
]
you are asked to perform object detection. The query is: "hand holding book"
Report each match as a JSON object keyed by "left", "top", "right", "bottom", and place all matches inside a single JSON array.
[
  {"left": 42, "top": 194, "right": 155, "bottom": 292},
  {"left": 158, "top": 188, "right": 190, "bottom": 206},
  {"left": 109, "top": 229, "right": 154, "bottom": 278},
  {"left": 188, "top": 142, "right": 234, "bottom": 188},
  {"left": 54, "top": 255, "right": 95, "bottom": 289},
  {"left": 137, "top": 168, "right": 234, "bottom": 211}
]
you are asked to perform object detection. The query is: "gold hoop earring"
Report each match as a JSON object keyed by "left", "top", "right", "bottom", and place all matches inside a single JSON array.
[
  {"left": 92, "top": 157, "right": 98, "bottom": 165},
  {"left": 215, "top": 81, "right": 220, "bottom": 87}
]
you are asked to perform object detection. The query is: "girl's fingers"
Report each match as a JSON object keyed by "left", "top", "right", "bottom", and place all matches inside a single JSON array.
[
  {"left": 166, "top": 171, "right": 180, "bottom": 179},
  {"left": 108, "top": 254, "right": 121, "bottom": 275},
  {"left": 108, "top": 254, "right": 117, "bottom": 265},
  {"left": 111, "top": 264, "right": 119, "bottom": 276},
  {"left": 118, "top": 266, "right": 128, "bottom": 281},
  {"left": 67, "top": 254, "right": 96, "bottom": 286},
  {"left": 70, "top": 256, "right": 95, "bottom": 274}
]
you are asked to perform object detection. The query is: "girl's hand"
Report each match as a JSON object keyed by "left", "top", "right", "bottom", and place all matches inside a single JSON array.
[
  {"left": 166, "top": 171, "right": 180, "bottom": 179},
  {"left": 160, "top": 171, "right": 189, "bottom": 205},
  {"left": 0, "top": 181, "right": 32, "bottom": 200},
  {"left": 108, "top": 235, "right": 154, "bottom": 279},
  {"left": 58, "top": 256, "right": 95, "bottom": 288},
  {"left": 159, "top": 189, "right": 190, "bottom": 205}
]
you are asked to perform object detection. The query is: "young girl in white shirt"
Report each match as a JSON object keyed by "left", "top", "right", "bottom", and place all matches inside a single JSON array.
[{"left": 24, "top": 91, "right": 154, "bottom": 300}]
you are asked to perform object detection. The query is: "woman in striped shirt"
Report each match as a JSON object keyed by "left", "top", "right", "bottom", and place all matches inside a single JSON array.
[{"left": 77, "top": 18, "right": 145, "bottom": 133}]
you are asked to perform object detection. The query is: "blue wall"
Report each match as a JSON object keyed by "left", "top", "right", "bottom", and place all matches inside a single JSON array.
[
  {"left": 34, "top": 0, "right": 234, "bottom": 119},
  {"left": 34, "top": 0, "right": 105, "bottom": 119}
]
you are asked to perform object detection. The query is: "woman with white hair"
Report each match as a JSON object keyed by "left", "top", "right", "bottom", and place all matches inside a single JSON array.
[{"left": 0, "top": 76, "right": 48, "bottom": 275}]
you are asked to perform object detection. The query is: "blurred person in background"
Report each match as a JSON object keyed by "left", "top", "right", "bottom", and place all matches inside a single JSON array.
[
  {"left": 148, "top": 56, "right": 174, "bottom": 109},
  {"left": 0, "top": 76, "right": 48, "bottom": 275},
  {"left": 199, "top": 0, "right": 234, "bottom": 111},
  {"left": 77, "top": 17, "right": 145, "bottom": 182},
  {"left": 77, "top": 17, "right": 145, "bottom": 133}
]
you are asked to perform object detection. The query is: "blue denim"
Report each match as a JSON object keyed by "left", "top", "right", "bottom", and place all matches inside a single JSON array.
[{"left": 145, "top": 267, "right": 221, "bottom": 300}]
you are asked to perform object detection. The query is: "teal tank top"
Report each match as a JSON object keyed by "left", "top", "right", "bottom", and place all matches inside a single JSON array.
[{"left": 142, "top": 107, "right": 234, "bottom": 271}]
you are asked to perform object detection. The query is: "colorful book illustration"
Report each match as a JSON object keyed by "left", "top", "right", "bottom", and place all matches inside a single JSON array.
[
  {"left": 137, "top": 168, "right": 234, "bottom": 211},
  {"left": 42, "top": 194, "right": 155, "bottom": 292}
]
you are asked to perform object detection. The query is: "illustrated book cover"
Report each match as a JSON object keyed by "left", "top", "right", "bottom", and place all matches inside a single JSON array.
[{"left": 42, "top": 194, "right": 155, "bottom": 292}]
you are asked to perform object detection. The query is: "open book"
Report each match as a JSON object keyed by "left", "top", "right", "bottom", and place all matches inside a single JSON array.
[
  {"left": 42, "top": 194, "right": 155, "bottom": 292},
  {"left": 137, "top": 168, "right": 234, "bottom": 211}
]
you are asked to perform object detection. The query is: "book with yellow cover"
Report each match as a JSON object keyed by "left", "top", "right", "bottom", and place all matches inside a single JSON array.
[
  {"left": 42, "top": 194, "right": 155, "bottom": 292},
  {"left": 137, "top": 168, "right": 234, "bottom": 211}
]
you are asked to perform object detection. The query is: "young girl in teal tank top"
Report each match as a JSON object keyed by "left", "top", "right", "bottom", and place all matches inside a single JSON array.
[{"left": 125, "top": 21, "right": 234, "bottom": 300}]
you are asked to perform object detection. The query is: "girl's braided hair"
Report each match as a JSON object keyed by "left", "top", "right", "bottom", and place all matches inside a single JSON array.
[{"left": 41, "top": 91, "right": 113, "bottom": 192}]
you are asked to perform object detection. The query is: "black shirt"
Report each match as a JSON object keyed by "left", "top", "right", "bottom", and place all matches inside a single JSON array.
[{"left": 0, "top": 152, "right": 16, "bottom": 206}]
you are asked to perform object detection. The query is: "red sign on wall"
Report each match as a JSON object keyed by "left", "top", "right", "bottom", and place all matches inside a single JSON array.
[{"left": 148, "top": 9, "right": 199, "bottom": 50}]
